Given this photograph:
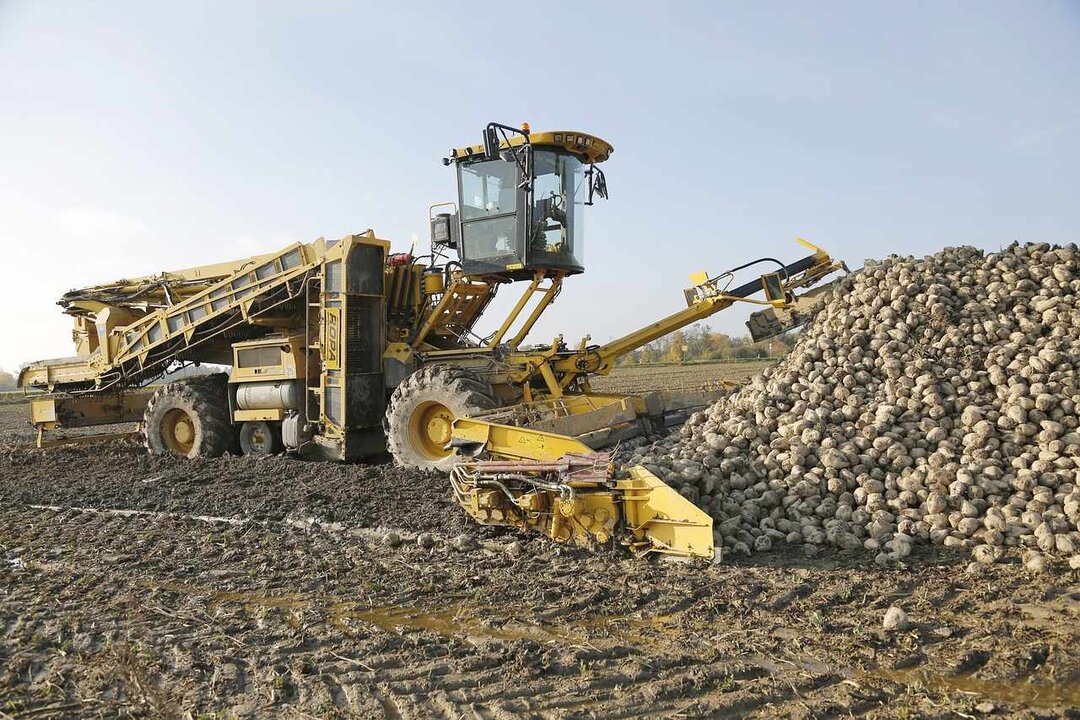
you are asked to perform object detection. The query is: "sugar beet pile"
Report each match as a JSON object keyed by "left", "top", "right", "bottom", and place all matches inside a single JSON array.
[{"left": 630, "top": 243, "right": 1080, "bottom": 571}]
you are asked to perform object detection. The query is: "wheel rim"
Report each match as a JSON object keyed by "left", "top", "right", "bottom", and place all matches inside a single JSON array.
[
  {"left": 408, "top": 400, "right": 455, "bottom": 461},
  {"left": 161, "top": 408, "right": 196, "bottom": 455},
  {"left": 244, "top": 422, "right": 274, "bottom": 455}
]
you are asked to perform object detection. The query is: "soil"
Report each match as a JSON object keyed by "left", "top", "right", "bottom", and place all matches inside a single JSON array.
[
  {"left": 590, "top": 361, "right": 772, "bottom": 395},
  {"left": 2, "top": 380, "right": 1079, "bottom": 718}
]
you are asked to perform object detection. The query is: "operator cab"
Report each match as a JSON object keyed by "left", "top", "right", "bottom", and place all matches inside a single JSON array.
[{"left": 433, "top": 123, "right": 612, "bottom": 281}]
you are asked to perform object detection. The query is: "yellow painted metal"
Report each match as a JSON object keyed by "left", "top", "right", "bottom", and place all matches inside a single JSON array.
[
  {"left": 233, "top": 408, "right": 286, "bottom": 422},
  {"left": 450, "top": 129, "right": 613, "bottom": 165},
  {"left": 108, "top": 241, "right": 319, "bottom": 375},
  {"left": 19, "top": 357, "right": 100, "bottom": 392},
  {"left": 382, "top": 341, "right": 413, "bottom": 364},
  {"left": 451, "top": 417, "right": 595, "bottom": 464},
  {"left": 410, "top": 275, "right": 496, "bottom": 350},
  {"left": 449, "top": 416, "right": 714, "bottom": 559},
  {"left": 61, "top": 248, "right": 290, "bottom": 310},
  {"left": 482, "top": 392, "right": 637, "bottom": 425},
  {"left": 454, "top": 471, "right": 622, "bottom": 549},
  {"left": 29, "top": 400, "right": 56, "bottom": 425},
  {"left": 386, "top": 263, "right": 425, "bottom": 325},
  {"left": 160, "top": 407, "right": 196, "bottom": 455},
  {"left": 409, "top": 400, "right": 457, "bottom": 461},
  {"left": 316, "top": 234, "right": 390, "bottom": 453},
  {"left": 31, "top": 390, "right": 152, "bottom": 429},
  {"left": 538, "top": 362, "right": 563, "bottom": 398},
  {"left": 323, "top": 307, "right": 342, "bottom": 370},
  {"left": 23, "top": 238, "right": 320, "bottom": 392},
  {"left": 487, "top": 274, "right": 543, "bottom": 347},
  {"left": 506, "top": 274, "right": 563, "bottom": 350},
  {"left": 527, "top": 396, "right": 638, "bottom": 438},
  {"left": 474, "top": 271, "right": 566, "bottom": 352},
  {"left": 229, "top": 334, "right": 306, "bottom": 383},
  {"left": 422, "top": 271, "right": 444, "bottom": 295},
  {"left": 617, "top": 466, "right": 714, "bottom": 559}
]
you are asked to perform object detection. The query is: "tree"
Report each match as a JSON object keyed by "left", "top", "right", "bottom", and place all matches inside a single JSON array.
[
  {"left": 0, "top": 368, "right": 15, "bottom": 391},
  {"left": 665, "top": 330, "right": 687, "bottom": 363},
  {"left": 610, "top": 322, "right": 797, "bottom": 365}
]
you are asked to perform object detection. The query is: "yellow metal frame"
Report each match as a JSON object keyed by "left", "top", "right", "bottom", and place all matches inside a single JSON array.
[
  {"left": 30, "top": 390, "right": 153, "bottom": 448},
  {"left": 486, "top": 272, "right": 563, "bottom": 349},
  {"left": 315, "top": 234, "right": 390, "bottom": 454},
  {"left": 229, "top": 334, "right": 306, "bottom": 383},
  {"left": 489, "top": 241, "right": 846, "bottom": 399},
  {"left": 450, "top": 129, "right": 613, "bottom": 165},
  {"left": 31, "top": 391, "right": 153, "bottom": 429},
  {"left": 412, "top": 270, "right": 564, "bottom": 354},
  {"left": 618, "top": 466, "right": 714, "bottom": 558},
  {"left": 233, "top": 408, "right": 286, "bottom": 422},
  {"left": 114, "top": 241, "right": 320, "bottom": 371},
  {"left": 451, "top": 416, "right": 598, "bottom": 469},
  {"left": 411, "top": 275, "right": 497, "bottom": 350},
  {"left": 449, "top": 416, "right": 714, "bottom": 559}
]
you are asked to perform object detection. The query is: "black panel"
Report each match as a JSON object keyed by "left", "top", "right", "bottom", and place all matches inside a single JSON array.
[
  {"left": 343, "top": 427, "right": 387, "bottom": 460},
  {"left": 343, "top": 248, "right": 386, "bottom": 428},
  {"left": 347, "top": 244, "right": 384, "bottom": 295},
  {"left": 344, "top": 372, "right": 384, "bottom": 427},
  {"left": 346, "top": 297, "right": 382, "bottom": 373}
]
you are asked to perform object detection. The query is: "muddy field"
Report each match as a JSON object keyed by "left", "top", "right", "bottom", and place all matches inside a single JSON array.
[
  {"left": 590, "top": 361, "right": 772, "bottom": 395},
  {"left": 2, "top": 374, "right": 1079, "bottom": 718}
]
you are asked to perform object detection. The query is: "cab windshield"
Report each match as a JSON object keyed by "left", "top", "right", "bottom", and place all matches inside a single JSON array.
[
  {"left": 458, "top": 157, "right": 522, "bottom": 273},
  {"left": 529, "top": 150, "right": 584, "bottom": 270},
  {"left": 455, "top": 148, "right": 587, "bottom": 275}
]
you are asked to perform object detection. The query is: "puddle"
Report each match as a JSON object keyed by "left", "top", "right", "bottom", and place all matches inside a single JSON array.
[
  {"left": 870, "top": 668, "right": 1080, "bottom": 709},
  {"left": 207, "top": 590, "right": 308, "bottom": 615},
  {"left": 138, "top": 578, "right": 679, "bottom": 648},
  {"left": 339, "top": 603, "right": 570, "bottom": 644},
  {"left": 329, "top": 601, "right": 677, "bottom": 648},
  {"left": 139, "top": 580, "right": 310, "bottom": 618}
]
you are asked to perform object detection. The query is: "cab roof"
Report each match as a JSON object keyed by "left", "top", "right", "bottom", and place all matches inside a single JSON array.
[{"left": 449, "top": 130, "right": 613, "bottom": 165}]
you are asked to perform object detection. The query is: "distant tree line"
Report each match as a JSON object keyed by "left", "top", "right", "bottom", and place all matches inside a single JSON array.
[
  {"left": 617, "top": 323, "right": 796, "bottom": 365},
  {"left": 0, "top": 369, "right": 14, "bottom": 391}
]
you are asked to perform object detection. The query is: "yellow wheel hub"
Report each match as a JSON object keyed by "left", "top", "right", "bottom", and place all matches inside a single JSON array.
[
  {"left": 161, "top": 408, "right": 196, "bottom": 455},
  {"left": 408, "top": 401, "right": 456, "bottom": 460}
]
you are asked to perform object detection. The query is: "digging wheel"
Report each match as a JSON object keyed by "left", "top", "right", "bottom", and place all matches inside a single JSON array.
[
  {"left": 144, "top": 373, "right": 233, "bottom": 459},
  {"left": 385, "top": 364, "right": 499, "bottom": 471}
]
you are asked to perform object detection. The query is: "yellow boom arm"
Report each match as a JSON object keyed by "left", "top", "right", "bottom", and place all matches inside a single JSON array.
[{"left": 510, "top": 241, "right": 847, "bottom": 398}]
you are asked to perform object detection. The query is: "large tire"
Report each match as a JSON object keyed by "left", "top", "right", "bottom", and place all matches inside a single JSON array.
[
  {"left": 144, "top": 374, "right": 233, "bottom": 459},
  {"left": 385, "top": 365, "right": 499, "bottom": 471}
]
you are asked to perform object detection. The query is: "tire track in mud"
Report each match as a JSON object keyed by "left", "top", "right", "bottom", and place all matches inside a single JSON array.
[
  {"left": 3, "top": 411, "right": 1080, "bottom": 718},
  {"left": 0, "top": 506, "right": 858, "bottom": 719},
  {"left": 3, "top": 505, "right": 1079, "bottom": 718}
]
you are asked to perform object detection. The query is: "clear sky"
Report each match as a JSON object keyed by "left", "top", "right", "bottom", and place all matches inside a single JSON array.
[{"left": 1, "top": 1, "right": 1077, "bottom": 374}]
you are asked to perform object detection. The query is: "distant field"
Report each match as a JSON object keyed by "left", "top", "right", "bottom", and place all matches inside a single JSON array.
[
  {"left": 590, "top": 359, "right": 774, "bottom": 395},
  {"left": 0, "top": 361, "right": 775, "bottom": 407}
]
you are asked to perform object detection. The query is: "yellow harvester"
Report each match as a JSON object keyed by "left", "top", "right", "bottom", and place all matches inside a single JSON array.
[{"left": 19, "top": 122, "right": 845, "bottom": 559}]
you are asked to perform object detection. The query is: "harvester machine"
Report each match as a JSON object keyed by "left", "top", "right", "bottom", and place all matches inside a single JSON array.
[{"left": 20, "top": 122, "right": 847, "bottom": 560}]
